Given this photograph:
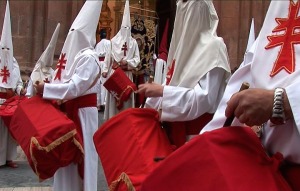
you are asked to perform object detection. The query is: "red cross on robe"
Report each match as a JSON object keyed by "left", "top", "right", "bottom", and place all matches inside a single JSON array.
[
  {"left": 122, "top": 42, "right": 128, "bottom": 56},
  {"left": 265, "top": 0, "right": 300, "bottom": 77},
  {"left": 166, "top": 59, "right": 176, "bottom": 85},
  {"left": 54, "top": 53, "right": 67, "bottom": 81},
  {"left": 0, "top": 66, "right": 10, "bottom": 83}
]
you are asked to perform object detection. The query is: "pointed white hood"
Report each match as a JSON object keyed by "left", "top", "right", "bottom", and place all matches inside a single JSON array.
[
  {"left": 241, "top": 18, "right": 256, "bottom": 67},
  {"left": 165, "top": 0, "right": 230, "bottom": 88},
  {"left": 121, "top": 0, "right": 131, "bottom": 28},
  {"left": 111, "top": 0, "right": 136, "bottom": 62},
  {"left": 30, "top": 23, "right": 60, "bottom": 84},
  {"left": 246, "top": 18, "right": 255, "bottom": 53},
  {"left": 0, "top": 0, "right": 18, "bottom": 88},
  {"left": 52, "top": 0, "right": 103, "bottom": 83}
]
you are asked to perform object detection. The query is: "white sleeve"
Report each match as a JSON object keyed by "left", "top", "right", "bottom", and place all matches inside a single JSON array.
[
  {"left": 102, "top": 46, "right": 111, "bottom": 73},
  {"left": 104, "top": 41, "right": 111, "bottom": 56},
  {"left": 12, "top": 58, "right": 23, "bottom": 95},
  {"left": 25, "top": 80, "right": 33, "bottom": 97},
  {"left": 95, "top": 43, "right": 100, "bottom": 56},
  {"left": 126, "top": 41, "right": 140, "bottom": 68},
  {"left": 285, "top": 80, "right": 300, "bottom": 133},
  {"left": 146, "top": 67, "right": 228, "bottom": 122},
  {"left": 15, "top": 76, "right": 23, "bottom": 95},
  {"left": 43, "top": 55, "right": 100, "bottom": 100},
  {"left": 201, "top": 63, "right": 253, "bottom": 134}
]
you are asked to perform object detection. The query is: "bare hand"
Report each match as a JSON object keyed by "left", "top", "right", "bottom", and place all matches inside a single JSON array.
[
  {"left": 120, "top": 59, "right": 127, "bottom": 66},
  {"left": 119, "top": 59, "right": 128, "bottom": 70},
  {"left": 33, "top": 81, "right": 45, "bottom": 95},
  {"left": 20, "top": 88, "right": 26, "bottom": 96},
  {"left": 137, "top": 83, "right": 164, "bottom": 97},
  {"left": 102, "top": 72, "right": 108, "bottom": 78},
  {"left": 225, "top": 88, "right": 273, "bottom": 126}
]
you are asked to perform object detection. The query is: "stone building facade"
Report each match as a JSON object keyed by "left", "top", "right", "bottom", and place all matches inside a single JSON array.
[{"left": 0, "top": 0, "right": 270, "bottom": 75}]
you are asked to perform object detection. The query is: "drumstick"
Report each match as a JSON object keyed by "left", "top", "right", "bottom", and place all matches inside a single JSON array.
[
  {"left": 148, "top": 75, "right": 154, "bottom": 83},
  {"left": 140, "top": 75, "right": 154, "bottom": 108},
  {"left": 223, "top": 82, "right": 250, "bottom": 127}
]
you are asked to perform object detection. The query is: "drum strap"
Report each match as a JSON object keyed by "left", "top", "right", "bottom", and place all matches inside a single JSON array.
[{"left": 60, "top": 93, "right": 97, "bottom": 140}]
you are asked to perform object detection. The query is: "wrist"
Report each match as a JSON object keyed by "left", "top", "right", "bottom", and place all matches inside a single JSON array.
[
  {"left": 159, "top": 85, "right": 164, "bottom": 97},
  {"left": 121, "top": 60, "right": 127, "bottom": 65}
]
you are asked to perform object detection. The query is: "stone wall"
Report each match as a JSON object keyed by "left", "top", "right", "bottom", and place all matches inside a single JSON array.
[
  {"left": 214, "top": 0, "right": 270, "bottom": 70},
  {"left": 0, "top": 1, "right": 84, "bottom": 73}
]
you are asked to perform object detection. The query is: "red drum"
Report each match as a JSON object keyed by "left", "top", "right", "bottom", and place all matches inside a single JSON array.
[
  {"left": 141, "top": 126, "right": 293, "bottom": 191},
  {"left": 163, "top": 113, "right": 213, "bottom": 148},
  {"left": 93, "top": 108, "right": 174, "bottom": 191},
  {"left": 9, "top": 95, "right": 84, "bottom": 181},
  {"left": 0, "top": 95, "right": 28, "bottom": 128},
  {"left": 103, "top": 67, "right": 136, "bottom": 110},
  {"left": 281, "top": 163, "right": 300, "bottom": 191}
]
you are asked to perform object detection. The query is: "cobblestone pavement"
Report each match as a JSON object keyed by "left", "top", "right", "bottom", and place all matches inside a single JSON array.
[{"left": 0, "top": 111, "right": 109, "bottom": 191}]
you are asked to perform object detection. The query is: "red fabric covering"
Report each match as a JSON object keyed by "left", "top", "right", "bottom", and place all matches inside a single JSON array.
[
  {"left": 163, "top": 113, "right": 213, "bottom": 148},
  {"left": 60, "top": 93, "right": 97, "bottom": 179},
  {"left": 9, "top": 95, "right": 84, "bottom": 181},
  {"left": 141, "top": 126, "right": 293, "bottom": 191},
  {"left": 104, "top": 67, "right": 137, "bottom": 110},
  {"left": 158, "top": 19, "right": 169, "bottom": 62},
  {"left": 158, "top": 52, "right": 167, "bottom": 62},
  {"left": 0, "top": 90, "right": 14, "bottom": 99},
  {"left": 93, "top": 108, "right": 174, "bottom": 191},
  {"left": 60, "top": 93, "right": 97, "bottom": 144},
  {"left": 0, "top": 95, "right": 27, "bottom": 128},
  {"left": 281, "top": 163, "right": 300, "bottom": 191}
]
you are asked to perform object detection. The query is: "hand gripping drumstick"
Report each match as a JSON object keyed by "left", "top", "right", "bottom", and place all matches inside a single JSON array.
[
  {"left": 223, "top": 82, "right": 250, "bottom": 127},
  {"left": 148, "top": 75, "right": 154, "bottom": 83},
  {"left": 140, "top": 75, "right": 154, "bottom": 108}
]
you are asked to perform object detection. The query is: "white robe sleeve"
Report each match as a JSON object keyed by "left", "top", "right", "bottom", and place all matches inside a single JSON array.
[
  {"left": 95, "top": 43, "right": 101, "bottom": 57},
  {"left": 104, "top": 40, "right": 111, "bottom": 56},
  {"left": 102, "top": 47, "right": 111, "bottom": 73},
  {"left": 25, "top": 80, "right": 33, "bottom": 97},
  {"left": 43, "top": 55, "right": 100, "bottom": 100},
  {"left": 145, "top": 67, "right": 228, "bottom": 122},
  {"left": 126, "top": 40, "right": 140, "bottom": 69},
  {"left": 285, "top": 80, "right": 300, "bottom": 132},
  {"left": 15, "top": 77, "right": 23, "bottom": 95},
  {"left": 12, "top": 58, "right": 23, "bottom": 95},
  {"left": 154, "top": 58, "right": 167, "bottom": 84},
  {"left": 200, "top": 63, "right": 253, "bottom": 134}
]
